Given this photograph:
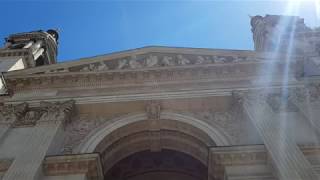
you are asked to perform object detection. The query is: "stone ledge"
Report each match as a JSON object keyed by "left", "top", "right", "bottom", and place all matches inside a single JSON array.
[{"left": 43, "top": 153, "right": 103, "bottom": 180}]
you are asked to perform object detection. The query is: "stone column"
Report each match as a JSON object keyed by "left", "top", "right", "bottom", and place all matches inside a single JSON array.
[
  {"left": 2, "top": 100, "right": 75, "bottom": 180},
  {"left": 236, "top": 91, "right": 318, "bottom": 180}
]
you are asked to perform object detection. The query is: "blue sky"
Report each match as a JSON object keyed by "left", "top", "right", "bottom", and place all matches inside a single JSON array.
[{"left": 0, "top": 1, "right": 319, "bottom": 62}]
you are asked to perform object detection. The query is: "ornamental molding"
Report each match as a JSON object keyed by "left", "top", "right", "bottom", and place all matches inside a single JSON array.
[{"left": 0, "top": 100, "right": 75, "bottom": 127}]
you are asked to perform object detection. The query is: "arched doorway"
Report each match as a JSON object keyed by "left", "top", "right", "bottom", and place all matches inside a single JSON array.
[{"left": 75, "top": 112, "right": 231, "bottom": 179}]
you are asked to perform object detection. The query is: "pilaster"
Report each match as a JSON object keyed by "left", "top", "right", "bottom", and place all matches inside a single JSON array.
[
  {"left": 236, "top": 90, "right": 318, "bottom": 180},
  {"left": 0, "top": 100, "right": 75, "bottom": 180}
]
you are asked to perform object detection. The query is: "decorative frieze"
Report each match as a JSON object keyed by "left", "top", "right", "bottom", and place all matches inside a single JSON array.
[
  {"left": 7, "top": 63, "right": 255, "bottom": 91},
  {"left": 47, "top": 52, "right": 268, "bottom": 74}
]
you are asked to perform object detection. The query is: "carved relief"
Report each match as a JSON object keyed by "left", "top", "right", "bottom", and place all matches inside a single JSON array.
[
  {"left": 80, "top": 62, "right": 109, "bottom": 72},
  {"left": 161, "top": 56, "right": 174, "bottom": 66},
  {"left": 177, "top": 55, "right": 190, "bottom": 65},
  {"left": 63, "top": 115, "right": 107, "bottom": 154},
  {"left": 145, "top": 100, "right": 162, "bottom": 120},
  {"left": 145, "top": 55, "right": 159, "bottom": 67},
  {"left": 42, "top": 52, "right": 267, "bottom": 74}
]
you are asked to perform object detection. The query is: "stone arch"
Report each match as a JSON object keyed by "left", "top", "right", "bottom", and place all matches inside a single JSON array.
[{"left": 75, "top": 111, "right": 232, "bottom": 154}]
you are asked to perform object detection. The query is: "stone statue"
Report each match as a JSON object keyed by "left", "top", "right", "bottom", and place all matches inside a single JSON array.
[
  {"left": 161, "top": 56, "right": 174, "bottom": 66},
  {"left": 251, "top": 15, "right": 268, "bottom": 51},
  {"left": 146, "top": 55, "right": 158, "bottom": 67},
  {"left": 129, "top": 55, "right": 142, "bottom": 69},
  {"left": 195, "top": 56, "right": 205, "bottom": 64},
  {"left": 96, "top": 62, "right": 109, "bottom": 71},
  {"left": 117, "top": 59, "right": 128, "bottom": 69},
  {"left": 177, "top": 55, "right": 190, "bottom": 65}
]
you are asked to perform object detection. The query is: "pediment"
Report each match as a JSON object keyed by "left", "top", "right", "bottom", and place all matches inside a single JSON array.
[{"left": 6, "top": 46, "right": 282, "bottom": 76}]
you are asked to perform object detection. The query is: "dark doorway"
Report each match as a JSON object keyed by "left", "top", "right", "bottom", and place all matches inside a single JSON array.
[{"left": 105, "top": 149, "right": 207, "bottom": 180}]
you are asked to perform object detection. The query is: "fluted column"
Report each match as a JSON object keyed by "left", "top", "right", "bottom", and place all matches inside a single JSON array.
[{"left": 236, "top": 91, "right": 318, "bottom": 180}]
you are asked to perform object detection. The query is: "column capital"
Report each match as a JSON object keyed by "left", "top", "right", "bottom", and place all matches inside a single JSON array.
[
  {"left": 37, "top": 99, "right": 75, "bottom": 126},
  {"left": 0, "top": 100, "right": 75, "bottom": 127},
  {"left": 0, "top": 102, "right": 28, "bottom": 125}
]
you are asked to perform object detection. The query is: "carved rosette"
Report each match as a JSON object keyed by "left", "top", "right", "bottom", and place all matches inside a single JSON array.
[{"left": 0, "top": 100, "right": 75, "bottom": 127}]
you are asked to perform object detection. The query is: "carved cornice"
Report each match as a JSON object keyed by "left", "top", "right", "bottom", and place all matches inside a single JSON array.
[{"left": 0, "top": 100, "right": 75, "bottom": 127}]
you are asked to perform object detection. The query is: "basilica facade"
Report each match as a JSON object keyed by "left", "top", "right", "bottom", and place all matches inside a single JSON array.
[{"left": 0, "top": 15, "right": 320, "bottom": 180}]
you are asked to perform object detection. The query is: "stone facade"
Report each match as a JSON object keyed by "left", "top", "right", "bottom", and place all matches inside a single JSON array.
[{"left": 0, "top": 14, "right": 320, "bottom": 180}]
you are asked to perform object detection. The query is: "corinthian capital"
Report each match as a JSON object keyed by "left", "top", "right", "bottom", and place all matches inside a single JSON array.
[
  {"left": 38, "top": 100, "right": 75, "bottom": 124},
  {"left": 0, "top": 103, "right": 28, "bottom": 124}
]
